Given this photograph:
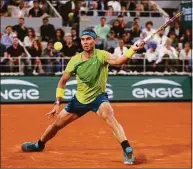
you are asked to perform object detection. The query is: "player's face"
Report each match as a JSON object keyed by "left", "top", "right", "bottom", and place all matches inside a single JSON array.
[{"left": 81, "top": 35, "right": 96, "bottom": 52}]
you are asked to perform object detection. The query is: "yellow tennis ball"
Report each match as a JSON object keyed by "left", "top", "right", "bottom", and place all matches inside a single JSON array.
[{"left": 54, "top": 42, "right": 63, "bottom": 51}]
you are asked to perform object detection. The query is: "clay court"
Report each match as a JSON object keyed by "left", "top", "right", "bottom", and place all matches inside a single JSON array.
[{"left": 1, "top": 102, "right": 191, "bottom": 168}]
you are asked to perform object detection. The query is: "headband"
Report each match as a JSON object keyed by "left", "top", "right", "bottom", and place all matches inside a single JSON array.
[{"left": 81, "top": 30, "right": 97, "bottom": 39}]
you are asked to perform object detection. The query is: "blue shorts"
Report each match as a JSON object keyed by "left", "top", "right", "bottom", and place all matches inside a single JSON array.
[{"left": 64, "top": 93, "right": 109, "bottom": 117}]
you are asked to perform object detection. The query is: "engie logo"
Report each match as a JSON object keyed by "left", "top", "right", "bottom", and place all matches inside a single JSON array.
[
  {"left": 64, "top": 80, "right": 114, "bottom": 99},
  {"left": 1, "top": 79, "right": 39, "bottom": 100},
  {"left": 131, "top": 78, "right": 183, "bottom": 99}
]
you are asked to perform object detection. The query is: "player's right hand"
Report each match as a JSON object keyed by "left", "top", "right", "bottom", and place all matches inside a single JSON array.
[{"left": 46, "top": 105, "right": 60, "bottom": 119}]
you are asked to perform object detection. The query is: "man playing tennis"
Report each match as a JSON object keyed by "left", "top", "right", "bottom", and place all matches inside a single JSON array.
[{"left": 22, "top": 29, "right": 144, "bottom": 165}]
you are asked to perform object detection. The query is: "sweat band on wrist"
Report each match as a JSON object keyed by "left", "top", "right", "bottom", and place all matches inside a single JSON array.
[
  {"left": 56, "top": 88, "right": 64, "bottom": 98},
  {"left": 125, "top": 48, "right": 136, "bottom": 58}
]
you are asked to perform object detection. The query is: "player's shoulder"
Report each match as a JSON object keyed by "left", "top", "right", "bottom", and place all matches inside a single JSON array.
[
  {"left": 70, "top": 52, "right": 82, "bottom": 61},
  {"left": 95, "top": 49, "right": 110, "bottom": 56}
]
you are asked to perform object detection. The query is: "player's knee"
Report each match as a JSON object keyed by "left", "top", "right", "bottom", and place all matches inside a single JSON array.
[{"left": 102, "top": 109, "right": 114, "bottom": 121}]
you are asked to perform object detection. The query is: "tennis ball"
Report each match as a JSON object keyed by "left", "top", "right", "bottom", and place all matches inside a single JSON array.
[{"left": 54, "top": 42, "right": 63, "bottom": 51}]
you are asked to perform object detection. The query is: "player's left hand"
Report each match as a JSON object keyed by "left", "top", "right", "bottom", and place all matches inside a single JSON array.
[{"left": 46, "top": 104, "right": 60, "bottom": 119}]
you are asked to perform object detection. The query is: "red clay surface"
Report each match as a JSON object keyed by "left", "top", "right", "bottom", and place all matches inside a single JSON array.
[{"left": 1, "top": 103, "right": 192, "bottom": 168}]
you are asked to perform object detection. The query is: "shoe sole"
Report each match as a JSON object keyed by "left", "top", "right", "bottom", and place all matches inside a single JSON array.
[{"left": 124, "top": 161, "right": 134, "bottom": 165}]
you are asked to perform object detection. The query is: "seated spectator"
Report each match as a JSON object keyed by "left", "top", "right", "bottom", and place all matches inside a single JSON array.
[
  {"left": 145, "top": 42, "right": 158, "bottom": 71},
  {"left": 127, "top": 17, "right": 143, "bottom": 30},
  {"left": 118, "top": 6, "right": 130, "bottom": 17},
  {"left": 107, "top": 0, "right": 121, "bottom": 12},
  {"left": 150, "top": 3, "right": 161, "bottom": 17},
  {"left": 0, "top": 0, "right": 9, "bottom": 16},
  {"left": 142, "top": 21, "right": 156, "bottom": 37},
  {"left": 128, "top": 0, "right": 137, "bottom": 17},
  {"left": 117, "top": 15, "right": 126, "bottom": 29},
  {"left": 111, "top": 19, "right": 124, "bottom": 38},
  {"left": 179, "top": 42, "right": 192, "bottom": 72},
  {"left": 23, "top": 28, "right": 37, "bottom": 49},
  {"left": 71, "top": 28, "right": 81, "bottom": 51},
  {"left": 1, "top": 26, "right": 16, "bottom": 49},
  {"left": 28, "top": 0, "right": 44, "bottom": 17},
  {"left": 181, "top": 28, "right": 192, "bottom": 46},
  {"left": 129, "top": 22, "right": 141, "bottom": 41},
  {"left": 12, "top": 17, "right": 28, "bottom": 42},
  {"left": 11, "top": 0, "right": 28, "bottom": 17},
  {"left": 105, "top": 5, "right": 115, "bottom": 16},
  {"left": 140, "top": 0, "right": 150, "bottom": 16},
  {"left": 94, "top": 17, "right": 111, "bottom": 49},
  {"left": 39, "top": 0, "right": 49, "bottom": 14},
  {"left": 135, "top": 3, "right": 146, "bottom": 17},
  {"left": 40, "top": 17, "right": 55, "bottom": 42},
  {"left": 61, "top": 34, "right": 78, "bottom": 58},
  {"left": 54, "top": 28, "right": 65, "bottom": 45},
  {"left": 154, "top": 38, "right": 178, "bottom": 72},
  {"left": 28, "top": 39, "right": 44, "bottom": 74},
  {"left": 153, "top": 29, "right": 168, "bottom": 47},
  {"left": 169, "top": 21, "right": 183, "bottom": 41},
  {"left": 42, "top": 41, "right": 61, "bottom": 73},
  {"left": 113, "top": 39, "right": 128, "bottom": 72},
  {"left": 97, "top": 0, "right": 108, "bottom": 16},
  {"left": 122, "top": 32, "right": 133, "bottom": 48},
  {"left": 0, "top": 43, "right": 9, "bottom": 72},
  {"left": 87, "top": 1, "right": 98, "bottom": 16},
  {"left": 7, "top": 36, "right": 27, "bottom": 73},
  {"left": 104, "top": 30, "right": 118, "bottom": 53},
  {"left": 168, "top": 31, "right": 178, "bottom": 48}
]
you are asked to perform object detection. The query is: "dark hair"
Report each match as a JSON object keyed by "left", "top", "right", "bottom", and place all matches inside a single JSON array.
[
  {"left": 133, "top": 17, "right": 139, "bottom": 21},
  {"left": 118, "top": 15, "right": 123, "bottom": 18},
  {"left": 6, "top": 25, "right": 12, "bottom": 29},
  {"left": 146, "top": 21, "right": 153, "bottom": 26},
  {"left": 55, "top": 28, "right": 65, "bottom": 38},
  {"left": 100, "top": 17, "right": 106, "bottom": 20},
  {"left": 27, "top": 28, "right": 36, "bottom": 38},
  {"left": 19, "top": 17, "right": 24, "bottom": 21},
  {"left": 43, "top": 17, "right": 49, "bottom": 21}
]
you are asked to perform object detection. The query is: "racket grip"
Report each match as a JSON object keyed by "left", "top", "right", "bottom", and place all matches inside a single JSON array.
[{"left": 143, "top": 34, "right": 152, "bottom": 43}]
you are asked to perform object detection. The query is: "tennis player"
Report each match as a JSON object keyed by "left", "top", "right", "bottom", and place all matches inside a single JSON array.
[{"left": 21, "top": 29, "right": 145, "bottom": 165}]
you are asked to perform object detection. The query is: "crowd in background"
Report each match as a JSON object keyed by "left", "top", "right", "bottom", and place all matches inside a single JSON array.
[{"left": 0, "top": 0, "right": 192, "bottom": 74}]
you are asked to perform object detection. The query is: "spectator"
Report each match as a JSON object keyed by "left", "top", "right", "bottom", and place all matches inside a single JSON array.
[
  {"left": 107, "top": 0, "right": 121, "bottom": 12},
  {"left": 128, "top": 0, "right": 137, "bottom": 17},
  {"left": 59, "top": 0, "right": 76, "bottom": 26},
  {"left": 54, "top": 28, "right": 65, "bottom": 45},
  {"left": 142, "top": 21, "right": 156, "bottom": 37},
  {"left": 0, "top": 0, "right": 9, "bottom": 16},
  {"left": 129, "top": 22, "right": 141, "bottom": 41},
  {"left": 71, "top": 28, "right": 81, "bottom": 51},
  {"left": 179, "top": 42, "right": 192, "bottom": 72},
  {"left": 61, "top": 35, "right": 78, "bottom": 58},
  {"left": 153, "top": 29, "right": 168, "bottom": 47},
  {"left": 111, "top": 19, "right": 124, "bottom": 38},
  {"left": 28, "top": 39, "right": 44, "bottom": 74},
  {"left": 105, "top": 5, "right": 115, "bottom": 16},
  {"left": 150, "top": 3, "right": 161, "bottom": 17},
  {"left": 154, "top": 38, "right": 178, "bottom": 72},
  {"left": 28, "top": 0, "right": 44, "bottom": 17},
  {"left": 12, "top": 17, "right": 28, "bottom": 42},
  {"left": 117, "top": 15, "right": 126, "bottom": 29},
  {"left": 168, "top": 31, "right": 178, "bottom": 48},
  {"left": 169, "top": 21, "right": 183, "bottom": 41},
  {"left": 119, "top": 6, "right": 130, "bottom": 17},
  {"left": 11, "top": 0, "right": 28, "bottom": 18},
  {"left": 7, "top": 36, "right": 27, "bottom": 73},
  {"left": 42, "top": 41, "right": 61, "bottom": 73},
  {"left": 94, "top": 17, "right": 111, "bottom": 49},
  {"left": 1, "top": 26, "right": 15, "bottom": 49},
  {"left": 40, "top": 17, "right": 55, "bottom": 42},
  {"left": 135, "top": 4, "right": 146, "bottom": 17},
  {"left": 145, "top": 42, "right": 158, "bottom": 71},
  {"left": 122, "top": 32, "right": 133, "bottom": 48},
  {"left": 104, "top": 30, "right": 118, "bottom": 53},
  {"left": 140, "top": 0, "right": 150, "bottom": 16},
  {"left": 181, "top": 28, "right": 192, "bottom": 46},
  {"left": 97, "top": 0, "right": 108, "bottom": 16},
  {"left": 39, "top": 0, "right": 49, "bottom": 14},
  {"left": 23, "top": 28, "right": 37, "bottom": 48},
  {"left": 87, "top": 1, "right": 98, "bottom": 16},
  {"left": 0, "top": 42, "right": 9, "bottom": 72},
  {"left": 113, "top": 39, "right": 128, "bottom": 72}
]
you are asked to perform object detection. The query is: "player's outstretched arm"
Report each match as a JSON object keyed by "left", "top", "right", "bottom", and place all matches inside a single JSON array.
[
  {"left": 46, "top": 72, "right": 71, "bottom": 118},
  {"left": 107, "top": 42, "right": 145, "bottom": 65}
]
